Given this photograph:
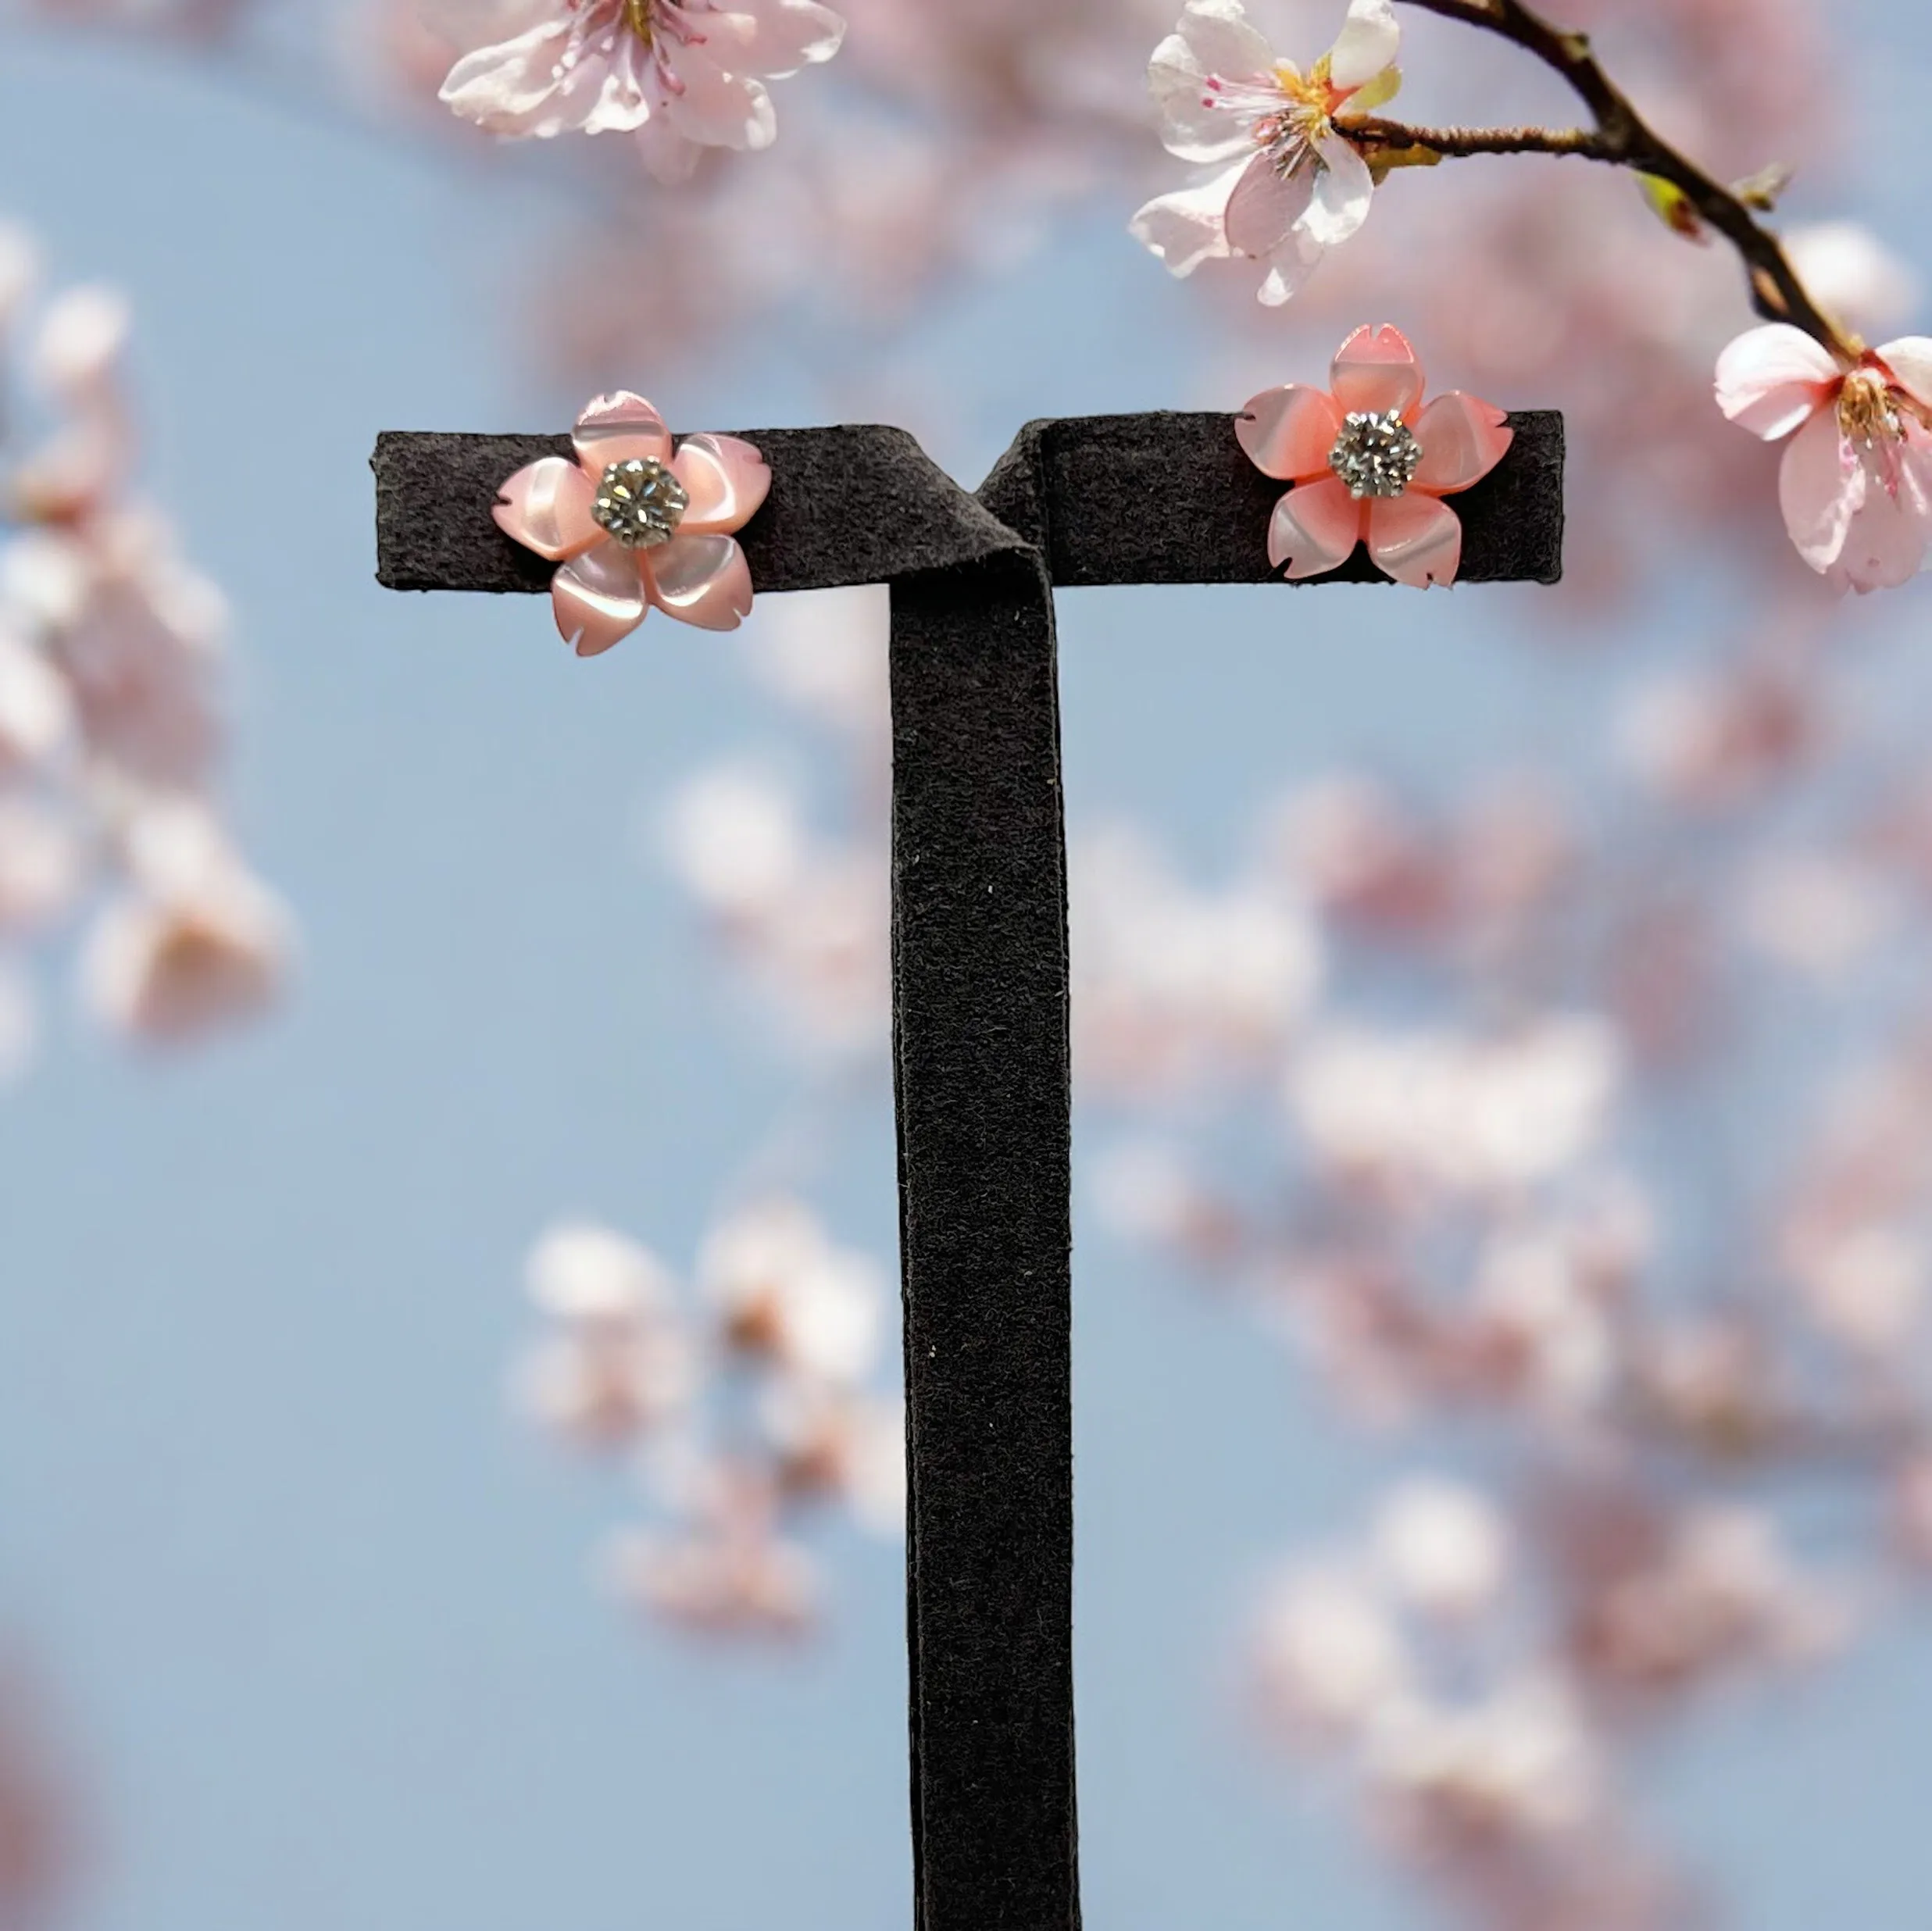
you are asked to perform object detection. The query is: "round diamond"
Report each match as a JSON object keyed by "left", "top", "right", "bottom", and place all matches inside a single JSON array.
[
  {"left": 1329, "top": 410, "right": 1423, "bottom": 500},
  {"left": 591, "top": 456, "right": 690, "bottom": 548}
]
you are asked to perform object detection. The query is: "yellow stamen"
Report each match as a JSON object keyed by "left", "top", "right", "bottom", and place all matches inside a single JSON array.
[
  {"left": 623, "top": 0, "right": 654, "bottom": 43},
  {"left": 1839, "top": 368, "right": 1902, "bottom": 447},
  {"left": 1276, "top": 53, "right": 1346, "bottom": 120}
]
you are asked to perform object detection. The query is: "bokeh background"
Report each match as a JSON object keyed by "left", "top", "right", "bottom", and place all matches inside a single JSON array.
[{"left": 5, "top": 1, "right": 1932, "bottom": 1927}]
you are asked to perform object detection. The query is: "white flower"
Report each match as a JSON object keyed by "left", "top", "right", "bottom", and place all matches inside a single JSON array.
[
  {"left": 438, "top": 0, "right": 847, "bottom": 177},
  {"left": 1371, "top": 1479, "right": 1512, "bottom": 1621},
  {"left": 698, "top": 1197, "right": 883, "bottom": 1385},
  {"left": 527, "top": 1222, "right": 676, "bottom": 1328},
  {"left": 1130, "top": 0, "right": 1400, "bottom": 305},
  {"left": 1255, "top": 1566, "right": 1412, "bottom": 1738},
  {"left": 1287, "top": 1018, "right": 1620, "bottom": 1197},
  {"left": 80, "top": 803, "right": 290, "bottom": 1043}
]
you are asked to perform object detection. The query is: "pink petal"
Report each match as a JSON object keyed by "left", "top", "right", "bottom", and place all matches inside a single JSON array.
[
  {"left": 1410, "top": 393, "right": 1514, "bottom": 495},
  {"left": 553, "top": 542, "right": 648, "bottom": 657},
  {"left": 438, "top": 20, "right": 595, "bottom": 137},
  {"left": 574, "top": 393, "right": 673, "bottom": 475},
  {"left": 1366, "top": 493, "right": 1462, "bottom": 587},
  {"left": 1715, "top": 324, "right": 1841, "bottom": 441},
  {"left": 1226, "top": 150, "right": 1317, "bottom": 259},
  {"left": 1778, "top": 407, "right": 1863, "bottom": 574},
  {"left": 645, "top": 534, "right": 755, "bottom": 631},
  {"left": 1876, "top": 336, "right": 1932, "bottom": 413},
  {"left": 1238, "top": 385, "right": 1345, "bottom": 482},
  {"left": 1269, "top": 476, "right": 1366, "bottom": 579},
  {"left": 1830, "top": 468, "right": 1932, "bottom": 594},
  {"left": 672, "top": 434, "right": 772, "bottom": 534},
  {"left": 494, "top": 456, "right": 601, "bottom": 561},
  {"left": 1330, "top": 324, "right": 1425, "bottom": 418},
  {"left": 711, "top": 0, "right": 847, "bottom": 77},
  {"left": 635, "top": 114, "right": 703, "bottom": 183},
  {"left": 661, "top": 41, "right": 777, "bottom": 150}
]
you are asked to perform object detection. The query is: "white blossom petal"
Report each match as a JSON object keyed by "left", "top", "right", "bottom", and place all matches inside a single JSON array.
[
  {"left": 1129, "top": 159, "right": 1250, "bottom": 277},
  {"left": 1302, "top": 128, "right": 1375, "bottom": 247},
  {"left": 1170, "top": 0, "right": 1275, "bottom": 84},
  {"left": 1327, "top": 0, "right": 1400, "bottom": 91}
]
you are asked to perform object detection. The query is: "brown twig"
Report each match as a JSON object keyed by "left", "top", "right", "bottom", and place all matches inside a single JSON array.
[
  {"left": 1354, "top": 118, "right": 1604, "bottom": 160},
  {"left": 1377, "top": 0, "right": 1862, "bottom": 363}
]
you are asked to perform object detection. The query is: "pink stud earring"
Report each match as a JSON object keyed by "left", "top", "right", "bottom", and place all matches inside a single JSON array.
[
  {"left": 1237, "top": 325, "right": 1513, "bottom": 590},
  {"left": 493, "top": 392, "right": 771, "bottom": 656}
]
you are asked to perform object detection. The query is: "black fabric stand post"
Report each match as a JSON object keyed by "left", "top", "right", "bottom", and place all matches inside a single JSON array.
[
  {"left": 372, "top": 409, "right": 1566, "bottom": 1931},
  {"left": 891, "top": 551, "right": 1076, "bottom": 1931}
]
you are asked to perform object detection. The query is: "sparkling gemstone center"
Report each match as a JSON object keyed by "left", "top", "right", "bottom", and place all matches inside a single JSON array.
[
  {"left": 1329, "top": 410, "right": 1423, "bottom": 500},
  {"left": 592, "top": 456, "right": 690, "bottom": 549}
]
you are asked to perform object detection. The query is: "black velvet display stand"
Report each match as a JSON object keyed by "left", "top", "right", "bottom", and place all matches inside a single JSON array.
[{"left": 372, "top": 410, "right": 1566, "bottom": 1931}]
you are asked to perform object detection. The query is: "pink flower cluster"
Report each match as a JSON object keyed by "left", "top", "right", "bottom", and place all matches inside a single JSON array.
[
  {"left": 0, "top": 223, "right": 286, "bottom": 1068},
  {"left": 1254, "top": 1478, "right": 1841, "bottom": 1926},
  {"left": 518, "top": 1202, "right": 901, "bottom": 1637}
]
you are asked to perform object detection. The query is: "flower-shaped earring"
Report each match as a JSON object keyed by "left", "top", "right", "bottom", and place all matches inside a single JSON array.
[
  {"left": 1238, "top": 326, "right": 1512, "bottom": 588},
  {"left": 495, "top": 393, "right": 770, "bottom": 656}
]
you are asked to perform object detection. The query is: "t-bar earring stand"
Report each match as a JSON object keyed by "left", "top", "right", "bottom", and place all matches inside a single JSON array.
[{"left": 373, "top": 407, "right": 1566, "bottom": 1931}]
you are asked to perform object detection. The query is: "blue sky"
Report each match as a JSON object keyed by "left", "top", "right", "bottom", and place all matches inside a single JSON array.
[{"left": 4, "top": 8, "right": 1932, "bottom": 1930}]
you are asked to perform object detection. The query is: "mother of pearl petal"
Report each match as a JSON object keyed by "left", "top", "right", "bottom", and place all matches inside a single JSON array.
[
  {"left": 1411, "top": 393, "right": 1514, "bottom": 497},
  {"left": 1239, "top": 385, "right": 1345, "bottom": 484},
  {"left": 573, "top": 391, "right": 674, "bottom": 474},
  {"left": 1366, "top": 494, "right": 1462, "bottom": 587},
  {"left": 644, "top": 534, "right": 754, "bottom": 631},
  {"left": 1270, "top": 475, "right": 1367, "bottom": 578},
  {"left": 553, "top": 541, "right": 649, "bottom": 656},
  {"left": 1330, "top": 324, "right": 1427, "bottom": 419},
  {"left": 495, "top": 456, "right": 599, "bottom": 561},
  {"left": 671, "top": 434, "right": 772, "bottom": 534}
]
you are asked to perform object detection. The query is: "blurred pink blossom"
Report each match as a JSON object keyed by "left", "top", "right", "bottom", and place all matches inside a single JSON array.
[
  {"left": 0, "top": 226, "right": 281, "bottom": 1068},
  {"left": 519, "top": 1199, "right": 897, "bottom": 1637}
]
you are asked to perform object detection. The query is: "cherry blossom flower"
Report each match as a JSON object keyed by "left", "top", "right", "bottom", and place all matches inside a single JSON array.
[
  {"left": 495, "top": 393, "right": 769, "bottom": 655},
  {"left": 1255, "top": 1566, "right": 1412, "bottom": 1740},
  {"left": 604, "top": 1468, "right": 820, "bottom": 1637},
  {"left": 1239, "top": 326, "right": 1514, "bottom": 587},
  {"left": 437, "top": 0, "right": 846, "bottom": 178},
  {"left": 1073, "top": 822, "right": 1322, "bottom": 1098},
  {"left": 1716, "top": 323, "right": 1932, "bottom": 592},
  {"left": 1130, "top": 0, "right": 1401, "bottom": 305},
  {"left": 1365, "top": 1676, "right": 1606, "bottom": 1852},
  {"left": 1371, "top": 1479, "right": 1512, "bottom": 1622},
  {"left": 518, "top": 1224, "right": 696, "bottom": 1445},
  {"left": 698, "top": 1196, "right": 883, "bottom": 1386},
  {"left": 80, "top": 802, "right": 291, "bottom": 1043},
  {"left": 660, "top": 757, "right": 888, "bottom": 1059},
  {"left": 1287, "top": 1016, "right": 1620, "bottom": 1198}
]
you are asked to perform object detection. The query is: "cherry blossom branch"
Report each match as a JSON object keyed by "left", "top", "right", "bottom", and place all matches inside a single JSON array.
[
  {"left": 1353, "top": 117, "right": 1601, "bottom": 160},
  {"left": 1377, "top": 0, "right": 1861, "bottom": 362}
]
